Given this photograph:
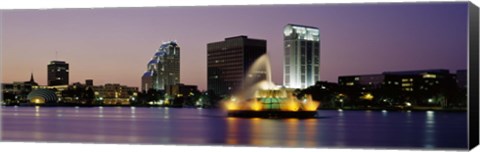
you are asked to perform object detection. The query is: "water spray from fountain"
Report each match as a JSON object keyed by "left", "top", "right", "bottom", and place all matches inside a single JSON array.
[{"left": 223, "top": 54, "right": 320, "bottom": 117}]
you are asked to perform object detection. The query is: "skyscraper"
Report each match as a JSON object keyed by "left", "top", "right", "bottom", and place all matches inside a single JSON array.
[
  {"left": 283, "top": 24, "right": 320, "bottom": 89},
  {"left": 48, "top": 60, "right": 69, "bottom": 86},
  {"left": 207, "top": 36, "right": 267, "bottom": 96},
  {"left": 142, "top": 41, "right": 180, "bottom": 91}
]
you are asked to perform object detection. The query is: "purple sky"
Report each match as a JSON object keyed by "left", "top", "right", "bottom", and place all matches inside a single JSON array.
[{"left": 1, "top": 2, "right": 468, "bottom": 90}]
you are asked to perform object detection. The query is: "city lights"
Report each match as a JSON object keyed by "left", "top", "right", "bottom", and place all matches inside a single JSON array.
[{"left": 0, "top": 3, "right": 471, "bottom": 150}]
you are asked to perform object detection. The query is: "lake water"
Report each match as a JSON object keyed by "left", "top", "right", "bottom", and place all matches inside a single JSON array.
[{"left": 0, "top": 106, "right": 467, "bottom": 150}]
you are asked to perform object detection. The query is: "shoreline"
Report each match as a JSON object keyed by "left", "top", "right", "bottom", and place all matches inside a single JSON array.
[{"left": 1, "top": 104, "right": 467, "bottom": 112}]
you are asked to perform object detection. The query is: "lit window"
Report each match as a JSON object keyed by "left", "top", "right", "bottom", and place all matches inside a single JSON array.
[{"left": 423, "top": 74, "right": 436, "bottom": 78}]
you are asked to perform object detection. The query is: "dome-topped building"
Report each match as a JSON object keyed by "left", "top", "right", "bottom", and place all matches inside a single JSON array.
[
  {"left": 27, "top": 89, "right": 57, "bottom": 104},
  {"left": 142, "top": 41, "right": 180, "bottom": 91}
]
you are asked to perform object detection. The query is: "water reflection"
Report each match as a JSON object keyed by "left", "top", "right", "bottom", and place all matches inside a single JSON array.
[
  {"left": 304, "top": 119, "right": 317, "bottom": 147},
  {"left": 163, "top": 107, "right": 170, "bottom": 119},
  {"left": 98, "top": 107, "right": 104, "bottom": 118},
  {"left": 1, "top": 107, "right": 467, "bottom": 149},
  {"left": 381, "top": 110, "right": 388, "bottom": 117},
  {"left": 424, "top": 111, "right": 436, "bottom": 148},
  {"left": 285, "top": 118, "right": 298, "bottom": 146},
  {"left": 249, "top": 118, "right": 262, "bottom": 145},
  {"left": 335, "top": 112, "right": 346, "bottom": 147},
  {"left": 130, "top": 107, "right": 136, "bottom": 118},
  {"left": 226, "top": 117, "right": 239, "bottom": 144},
  {"left": 35, "top": 106, "right": 40, "bottom": 117}
]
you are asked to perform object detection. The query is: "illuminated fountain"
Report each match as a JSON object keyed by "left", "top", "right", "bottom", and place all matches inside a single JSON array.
[{"left": 224, "top": 54, "right": 320, "bottom": 118}]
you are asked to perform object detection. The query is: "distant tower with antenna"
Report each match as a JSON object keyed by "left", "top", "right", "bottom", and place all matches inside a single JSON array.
[{"left": 47, "top": 60, "right": 69, "bottom": 86}]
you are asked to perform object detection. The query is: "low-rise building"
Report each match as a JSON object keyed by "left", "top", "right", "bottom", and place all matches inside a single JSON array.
[{"left": 93, "top": 83, "right": 138, "bottom": 105}]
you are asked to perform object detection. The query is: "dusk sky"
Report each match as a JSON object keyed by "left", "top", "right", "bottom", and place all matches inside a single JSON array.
[{"left": 1, "top": 2, "right": 468, "bottom": 90}]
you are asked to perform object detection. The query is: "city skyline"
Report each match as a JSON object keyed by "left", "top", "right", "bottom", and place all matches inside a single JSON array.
[{"left": 1, "top": 2, "right": 468, "bottom": 90}]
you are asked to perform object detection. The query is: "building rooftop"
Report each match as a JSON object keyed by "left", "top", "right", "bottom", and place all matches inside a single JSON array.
[
  {"left": 286, "top": 23, "right": 319, "bottom": 30},
  {"left": 49, "top": 60, "right": 67, "bottom": 64},
  {"left": 383, "top": 69, "right": 450, "bottom": 75}
]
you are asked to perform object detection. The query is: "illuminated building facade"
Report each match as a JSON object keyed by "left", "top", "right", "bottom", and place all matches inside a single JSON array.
[
  {"left": 339, "top": 69, "right": 456, "bottom": 92},
  {"left": 165, "top": 83, "right": 199, "bottom": 106},
  {"left": 338, "top": 74, "right": 385, "bottom": 91},
  {"left": 93, "top": 83, "right": 138, "bottom": 105},
  {"left": 27, "top": 89, "right": 57, "bottom": 104},
  {"left": 142, "top": 41, "right": 180, "bottom": 91},
  {"left": 338, "top": 69, "right": 460, "bottom": 106},
  {"left": 48, "top": 61, "right": 69, "bottom": 86},
  {"left": 166, "top": 83, "right": 198, "bottom": 98},
  {"left": 381, "top": 69, "right": 456, "bottom": 92},
  {"left": 1, "top": 73, "right": 39, "bottom": 104},
  {"left": 283, "top": 24, "right": 320, "bottom": 89},
  {"left": 207, "top": 36, "right": 267, "bottom": 96}
]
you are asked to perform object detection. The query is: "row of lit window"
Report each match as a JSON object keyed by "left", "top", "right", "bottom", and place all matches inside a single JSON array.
[{"left": 401, "top": 78, "right": 414, "bottom": 82}]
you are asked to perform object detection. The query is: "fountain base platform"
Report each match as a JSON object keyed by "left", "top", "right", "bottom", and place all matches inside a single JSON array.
[{"left": 227, "top": 110, "right": 317, "bottom": 118}]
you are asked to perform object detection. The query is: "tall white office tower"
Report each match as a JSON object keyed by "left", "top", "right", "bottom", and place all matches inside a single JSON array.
[{"left": 283, "top": 24, "right": 320, "bottom": 89}]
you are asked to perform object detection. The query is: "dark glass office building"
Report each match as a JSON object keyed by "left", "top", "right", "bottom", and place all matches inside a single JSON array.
[
  {"left": 47, "top": 60, "right": 69, "bottom": 86},
  {"left": 207, "top": 36, "right": 266, "bottom": 96}
]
